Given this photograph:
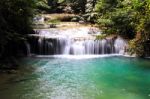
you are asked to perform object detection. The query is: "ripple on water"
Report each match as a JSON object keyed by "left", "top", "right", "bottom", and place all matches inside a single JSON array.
[{"left": 0, "top": 57, "right": 150, "bottom": 99}]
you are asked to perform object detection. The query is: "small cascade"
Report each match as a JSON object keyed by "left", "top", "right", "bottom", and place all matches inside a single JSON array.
[
  {"left": 25, "top": 41, "right": 31, "bottom": 56},
  {"left": 28, "top": 27, "right": 127, "bottom": 55},
  {"left": 114, "top": 37, "right": 127, "bottom": 54}
]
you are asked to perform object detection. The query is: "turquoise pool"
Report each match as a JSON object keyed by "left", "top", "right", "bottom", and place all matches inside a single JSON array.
[{"left": 0, "top": 56, "right": 150, "bottom": 99}]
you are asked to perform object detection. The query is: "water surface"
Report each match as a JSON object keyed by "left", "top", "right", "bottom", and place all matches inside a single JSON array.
[{"left": 0, "top": 56, "right": 150, "bottom": 99}]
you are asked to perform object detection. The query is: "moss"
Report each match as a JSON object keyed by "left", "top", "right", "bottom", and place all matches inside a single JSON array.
[
  {"left": 95, "top": 34, "right": 107, "bottom": 40},
  {"left": 128, "top": 39, "right": 145, "bottom": 57},
  {"left": 46, "top": 19, "right": 61, "bottom": 24}
]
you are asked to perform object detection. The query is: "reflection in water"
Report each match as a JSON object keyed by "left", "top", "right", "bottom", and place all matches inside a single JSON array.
[{"left": 0, "top": 57, "right": 150, "bottom": 99}]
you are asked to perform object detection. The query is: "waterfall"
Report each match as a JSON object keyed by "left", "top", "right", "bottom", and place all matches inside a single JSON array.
[
  {"left": 25, "top": 41, "right": 31, "bottom": 56},
  {"left": 28, "top": 27, "right": 127, "bottom": 55},
  {"left": 114, "top": 37, "right": 127, "bottom": 54}
]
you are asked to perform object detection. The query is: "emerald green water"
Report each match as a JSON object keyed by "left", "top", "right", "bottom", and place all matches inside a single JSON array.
[{"left": 0, "top": 56, "right": 150, "bottom": 99}]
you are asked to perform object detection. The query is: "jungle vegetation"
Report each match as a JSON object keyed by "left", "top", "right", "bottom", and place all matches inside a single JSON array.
[{"left": 0, "top": 0, "right": 150, "bottom": 69}]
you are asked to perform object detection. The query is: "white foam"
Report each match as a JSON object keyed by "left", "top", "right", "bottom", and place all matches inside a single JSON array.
[{"left": 35, "top": 54, "right": 123, "bottom": 59}]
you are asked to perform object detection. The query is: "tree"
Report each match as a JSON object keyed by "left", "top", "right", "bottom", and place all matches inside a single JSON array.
[
  {"left": 36, "top": 0, "right": 51, "bottom": 12},
  {"left": 95, "top": 0, "right": 150, "bottom": 56},
  {"left": 0, "top": 0, "right": 35, "bottom": 58}
]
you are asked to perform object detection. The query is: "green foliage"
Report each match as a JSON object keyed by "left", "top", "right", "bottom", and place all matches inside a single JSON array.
[
  {"left": 35, "top": 0, "right": 98, "bottom": 14},
  {"left": 82, "top": 12, "right": 98, "bottom": 23},
  {"left": 36, "top": 0, "right": 51, "bottom": 11},
  {"left": 0, "top": 0, "right": 35, "bottom": 57},
  {"left": 70, "top": 0, "right": 87, "bottom": 13},
  {"left": 95, "top": 0, "right": 150, "bottom": 56},
  {"left": 96, "top": 34, "right": 107, "bottom": 40},
  {"left": 47, "top": 19, "right": 61, "bottom": 24},
  {"left": 128, "top": 39, "right": 145, "bottom": 57},
  {"left": 47, "top": 0, "right": 86, "bottom": 13},
  {"left": 95, "top": 0, "right": 136, "bottom": 38}
]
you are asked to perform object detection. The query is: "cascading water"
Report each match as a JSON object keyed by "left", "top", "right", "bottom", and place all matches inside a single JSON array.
[
  {"left": 25, "top": 41, "right": 31, "bottom": 56},
  {"left": 28, "top": 27, "right": 127, "bottom": 55}
]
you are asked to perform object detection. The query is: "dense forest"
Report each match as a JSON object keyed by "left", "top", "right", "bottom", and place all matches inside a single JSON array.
[
  {"left": 0, "top": 0, "right": 35, "bottom": 70},
  {"left": 95, "top": 0, "right": 150, "bottom": 57},
  {"left": 0, "top": 0, "right": 150, "bottom": 69},
  {"left": 35, "top": 0, "right": 150, "bottom": 57}
]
